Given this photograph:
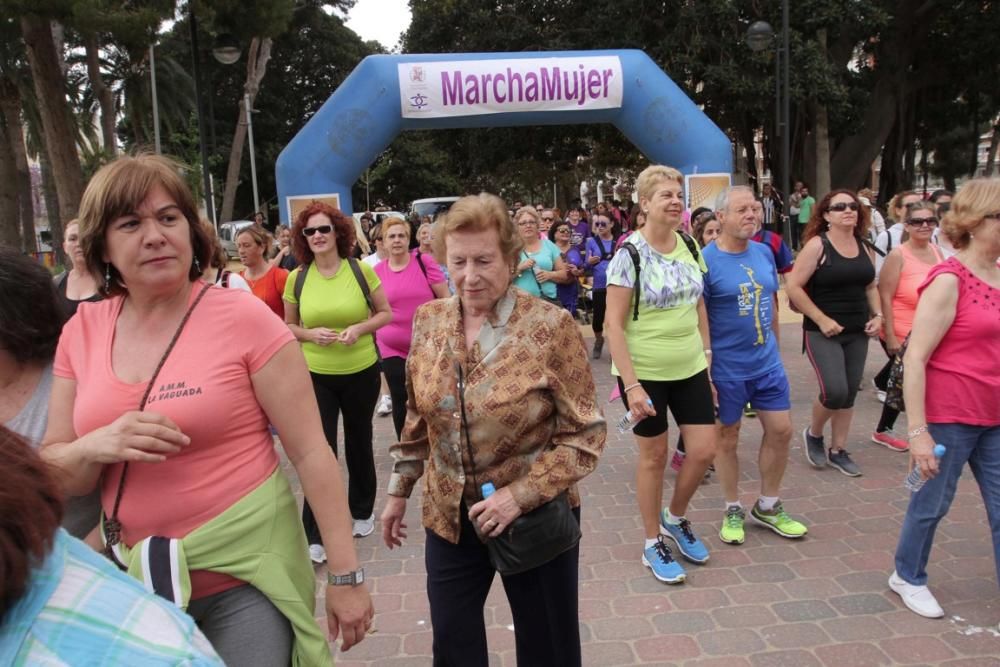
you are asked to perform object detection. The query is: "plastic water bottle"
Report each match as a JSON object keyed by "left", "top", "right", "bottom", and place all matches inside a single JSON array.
[
  {"left": 904, "top": 444, "right": 946, "bottom": 492},
  {"left": 481, "top": 482, "right": 495, "bottom": 499},
  {"left": 616, "top": 399, "right": 654, "bottom": 434}
]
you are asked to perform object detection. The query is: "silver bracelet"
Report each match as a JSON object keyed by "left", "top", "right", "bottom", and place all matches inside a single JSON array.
[
  {"left": 622, "top": 382, "right": 643, "bottom": 393},
  {"left": 907, "top": 425, "right": 929, "bottom": 440}
]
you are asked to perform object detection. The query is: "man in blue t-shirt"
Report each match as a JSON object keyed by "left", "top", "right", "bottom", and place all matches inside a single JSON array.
[{"left": 703, "top": 186, "right": 807, "bottom": 547}]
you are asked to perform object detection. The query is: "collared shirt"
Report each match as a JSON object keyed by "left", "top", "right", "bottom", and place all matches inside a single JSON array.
[
  {"left": 0, "top": 530, "right": 222, "bottom": 666},
  {"left": 387, "top": 287, "right": 606, "bottom": 544}
]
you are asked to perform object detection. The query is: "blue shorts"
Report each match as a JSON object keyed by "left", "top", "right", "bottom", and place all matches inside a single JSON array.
[{"left": 714, "top": 367, "right": 791, "bottom": 426}]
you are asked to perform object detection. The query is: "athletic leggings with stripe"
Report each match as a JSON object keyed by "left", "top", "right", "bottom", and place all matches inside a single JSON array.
[{"left": 803, "top": 330, "right": 869, "bottom": 410}]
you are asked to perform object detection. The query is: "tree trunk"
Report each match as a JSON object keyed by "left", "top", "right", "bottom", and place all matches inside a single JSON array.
[
  {"left": 219, "top": 37, "right": 272, "bottom": 224},
  {"left": 38, "top": 143, "right": 64, "bottom": 260},
  {"left": 84, "top": 31, "right": 117, "bottom": 156},
  {"left": 812, "top": 30, "right": 832, "bottom": 197},
  {"left": 0, "top": 75, "right": 35, "bottom": 252},
  {"left": 985, "top": 121, "right": 999, "bottom": 176},
  {"left": 20, "top": 14, "right": 83, "bottom": 246},
  {"left": 0, "top": 119, "right": 21, "bottom": 248}
]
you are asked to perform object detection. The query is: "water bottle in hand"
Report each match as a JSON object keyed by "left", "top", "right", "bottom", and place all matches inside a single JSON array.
[
  {"left": 904, "top": 444, "right": 946, "bottom": 492},
  {"left": 616, "top": 399, "right": 654, "bottom": 434}
]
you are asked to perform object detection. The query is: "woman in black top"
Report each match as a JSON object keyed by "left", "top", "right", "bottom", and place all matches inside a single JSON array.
[
  {"left": 54, "top": 220, "right": 101, "bottom": 318},
  {"left": 786, "top": 190, "right": 882, "bottom": 477}
]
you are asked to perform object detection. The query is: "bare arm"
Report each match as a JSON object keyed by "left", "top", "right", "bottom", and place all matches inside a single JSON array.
[
  {"left": 431, "top": 282, "right": 451, "bottom": 298},
  {"left": 902, "top": 273, "right": 958, "bottom": 479},
  {"left": 878, "top": 249, "right": 903, "bottom": 351}
]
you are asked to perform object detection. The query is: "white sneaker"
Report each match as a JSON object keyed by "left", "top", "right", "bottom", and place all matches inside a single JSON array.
[
  {"left": 375, "top": 394, "right": 392, "bottom": 416},
  {"left": 353, "top": 514, "right": 375, "bottom": 537},
  {"left": 889, "top": 570, "right": 944, "bottom": 618},
  {"left": 872, "top": 379, "right": 886, "bottom": 403},
  {"left": 308, "top": 544, "right": 327, "bottom": 564}
]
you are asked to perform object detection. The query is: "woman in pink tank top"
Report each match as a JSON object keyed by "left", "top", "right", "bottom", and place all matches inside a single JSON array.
[{"left": 870, "top": 202, "right": 944, "bottom": 451}]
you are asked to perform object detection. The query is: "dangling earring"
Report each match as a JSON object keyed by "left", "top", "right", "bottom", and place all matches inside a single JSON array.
[
  {"left": 104, "top": 263, "right": 111, "bottom": 291},
  {"left": 194, "top": 256, "right": 201, "bottom": 273}
]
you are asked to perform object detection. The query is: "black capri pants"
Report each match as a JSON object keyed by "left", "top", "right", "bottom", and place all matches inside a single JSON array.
[{"left": 803, "top": 330, "right": 869, "bottom": 410}]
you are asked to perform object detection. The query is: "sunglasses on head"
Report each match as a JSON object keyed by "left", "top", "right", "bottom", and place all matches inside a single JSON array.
[
  {"left": 906, "top": 217, "right": 938, "bottom": 227},
  {"left": 827, "top": 202, "right": 860, "bottom": 212},
  {"left": 303, "top": 224, "right": 333, "bottom": 237}
]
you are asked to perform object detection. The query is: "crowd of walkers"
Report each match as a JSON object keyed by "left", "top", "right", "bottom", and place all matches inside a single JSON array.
[{"left": 1, "top": 150, "right": 998, "bottom": 665}]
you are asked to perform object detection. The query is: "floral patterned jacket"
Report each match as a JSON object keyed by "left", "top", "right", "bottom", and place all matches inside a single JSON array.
[{"left": 387, "top": 287, "right": 607, "bottom": 543}]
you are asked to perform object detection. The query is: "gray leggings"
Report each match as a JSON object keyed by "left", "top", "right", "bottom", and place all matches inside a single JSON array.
[
  {"left": 803, "top": 330, "right": 869, "bottom": 410},
  {"left": 187, "top": 584, "right": 293, "bottom": 666}
]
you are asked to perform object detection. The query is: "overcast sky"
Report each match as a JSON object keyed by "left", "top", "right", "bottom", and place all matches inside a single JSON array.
[{"left": 344, "top": 0, "right": 411, "bottom": 51}]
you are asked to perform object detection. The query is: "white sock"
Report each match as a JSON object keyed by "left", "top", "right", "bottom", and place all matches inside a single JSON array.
[
  {"left": 664, "top": 511, "right": 684, "bottom": 526},
  {"left": 725, "top": 500, "right": 743, "bottom": 511},
  {"left": 757, "top": 496, "right": 780, "bottom": 512},
  {"left": 644, "top": 537, "right": 659, "bottom": 550}
]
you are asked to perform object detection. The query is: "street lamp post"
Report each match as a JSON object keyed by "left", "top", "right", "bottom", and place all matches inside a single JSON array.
[
  {"left": 746, "top": 4, "right": 791, "bottom": 240},
  {"left": 244, "top": 92, "right": 260, "bottom": 216}
]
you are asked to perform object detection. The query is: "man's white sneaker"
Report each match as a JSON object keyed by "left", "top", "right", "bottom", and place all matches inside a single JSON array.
[
  {"left": 375, "top": 394, "right": 392, "bottom": 416},
  {"left": 353, "top": 514, "right": 375, "bottom": 537},
  {"left": 309, "top": 544, "right": 327, "bottom": 564},
  {"left": 889, "top": 570, "right": 944, "bottom": 618}
]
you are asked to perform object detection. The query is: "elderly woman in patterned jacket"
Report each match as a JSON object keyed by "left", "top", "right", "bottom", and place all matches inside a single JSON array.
[{"left": 380, "top": 193, "right": 606, "bottom": 667}]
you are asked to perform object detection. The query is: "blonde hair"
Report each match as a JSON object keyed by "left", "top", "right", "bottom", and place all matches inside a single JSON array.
[
  {"left": 381, "top": 216, "right": 410, "bottom": 238},
  {"left": 77, "top": 153, "right": 212, "bottom": 297},
  {"left": 941, "top": 177, "right": 1000, "bottom": 250},
  {"left": 635, "top": 165, "right": 684, "bottom": 202},
  {"left": 432, "top": 193, "right": 522, "bottom": 266},
  {"left": 513, "top": 206, "right": 541, "bottom": 226}
]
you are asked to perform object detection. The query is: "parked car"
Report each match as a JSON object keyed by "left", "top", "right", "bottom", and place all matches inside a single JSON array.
[
  {"left": 410, "top": 197, "right": 460, "bottom": 221},
  {"left": 218, "top": 220, "right": 254, "bottom": 259}
]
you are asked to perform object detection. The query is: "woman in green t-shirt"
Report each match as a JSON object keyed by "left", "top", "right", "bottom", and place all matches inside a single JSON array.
[
  {"left": 605, "top": 165, "right": 716, "bottom": 586},
  {"left": 283, "top": 202, "right": 392, "bottom": 560}
]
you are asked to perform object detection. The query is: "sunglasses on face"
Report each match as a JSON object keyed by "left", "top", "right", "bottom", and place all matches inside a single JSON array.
[
  {"left": 556, "top": 227, "right": 570, "bottom": 233},
  {"left": 594, "top": 221, "right": 609, "bottom": 227},
  {"left": 303, "top": 225, "right": 333, "bottom": 237},
  {"left": 907, "top": 217, "right": 938, "bottom": 227},
  {"left": 827, "top": 202, "right": 860, "bottom": 212}
]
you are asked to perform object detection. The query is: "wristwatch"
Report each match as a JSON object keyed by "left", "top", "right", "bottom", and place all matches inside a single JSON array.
[{"left": 327, "top": 567, "right": 365, "bottom": 587}]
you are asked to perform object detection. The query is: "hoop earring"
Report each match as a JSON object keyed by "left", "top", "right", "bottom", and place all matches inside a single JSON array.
[{"left": 104, "top": 263, "right": 111, "bottom": 291}]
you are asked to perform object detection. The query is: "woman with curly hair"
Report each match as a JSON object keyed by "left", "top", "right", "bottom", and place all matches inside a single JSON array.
[
  {"left": 786, "top": 189, "right": 881, "bottom": 477},
  {"left": 283, "top": 201, "right": 392, "bottom": 556}
]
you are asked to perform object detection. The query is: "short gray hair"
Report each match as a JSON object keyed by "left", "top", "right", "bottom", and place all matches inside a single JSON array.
[{"left": 715, "top": 185, "right": 755, "bottom": 213}]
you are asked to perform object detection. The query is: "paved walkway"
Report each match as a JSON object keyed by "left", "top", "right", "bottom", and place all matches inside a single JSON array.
[{"left": 284, "top": 319, "right": 998, "bottom": 666}]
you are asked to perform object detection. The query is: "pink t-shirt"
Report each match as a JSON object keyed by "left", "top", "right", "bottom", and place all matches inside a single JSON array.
[
  {"left": 373, "top": 251, "right": 445, "bottom": 358},
  {"left": 53, "top": 282, "right": 295, "bottom": 598},
  {"left": 920, "top": 258, "right": 1000, "bottom": 426}
]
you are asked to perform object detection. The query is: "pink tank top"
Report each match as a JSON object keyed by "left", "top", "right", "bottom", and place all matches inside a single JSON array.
[
  {"left": 891, "top": 243, "right": 943, "bottom": 340},
  {"left": 921, "top": 258, "right": 1000, "bottom": 426}
]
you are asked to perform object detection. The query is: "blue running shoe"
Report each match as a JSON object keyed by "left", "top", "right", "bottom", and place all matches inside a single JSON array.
[
  {"left": 660, "top": 513, "right": 710, "bottom": 564},
  {"left": 642, "top": 536, "right": 686, "bottom": 584}
]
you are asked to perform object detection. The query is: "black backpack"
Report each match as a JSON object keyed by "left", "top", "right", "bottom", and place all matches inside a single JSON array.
[
  {"left": 293, "top": 258, "right": 382, "bottom": 360},
  {"left": 619, "top": 231, "right": 701, "bottom": 322}
]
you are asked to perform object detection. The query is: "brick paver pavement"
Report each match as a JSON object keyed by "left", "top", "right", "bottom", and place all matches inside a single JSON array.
[{"left": 283, "top": 311, "right": 999, "bottom": 666}]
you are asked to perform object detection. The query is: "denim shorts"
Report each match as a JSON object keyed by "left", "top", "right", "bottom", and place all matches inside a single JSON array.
[{"left": 713, "top": 367, "right": 791, "bottom": 426}]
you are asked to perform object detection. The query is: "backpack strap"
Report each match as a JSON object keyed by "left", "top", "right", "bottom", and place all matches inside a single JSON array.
[
  {"left": 347, "top": 257, "right": 375, "bottom": 314},
  {"left": 817, "top": 233, "right": 834, "bottom": 269},
  {"left": 415, "top": 250, "right": 435, "bottom": 297},
  {"left": 677, "top": 230, "right": 702, "bottom": 266},
  {"left": 293, "top": 262, "right": 310, "bottom": 303},
  {"left": 621, "top": 242, "right": 641, "bottom": 322},
  {"left": 862, "top": 237, "right": 886, "bottom": 257}
]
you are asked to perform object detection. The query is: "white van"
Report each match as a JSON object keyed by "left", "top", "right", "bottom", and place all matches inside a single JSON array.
[{"left": 410, "top": 197, "right": 460, "bottom": 221}]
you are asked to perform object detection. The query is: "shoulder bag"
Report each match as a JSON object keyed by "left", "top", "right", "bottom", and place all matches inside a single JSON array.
[
  {"left": 455, "top": 361, "right": 581, "bottom": 576},
  {"left": 102, "top": 282, "right": 212, "bottom": 569}
]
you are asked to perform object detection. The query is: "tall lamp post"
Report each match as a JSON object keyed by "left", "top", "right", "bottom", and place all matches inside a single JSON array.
[{"left": 746, "top": 4, "right": 791, "bottom": 240}]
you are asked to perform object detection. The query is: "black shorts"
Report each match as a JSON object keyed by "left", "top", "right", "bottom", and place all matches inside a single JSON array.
[{"left": 617, "top": 369, "right": 716, "bottom": 437}]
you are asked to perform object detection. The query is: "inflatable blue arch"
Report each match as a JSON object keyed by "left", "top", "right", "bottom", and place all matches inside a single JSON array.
[{"left": 276, "top": 49, "right": 732, "bottom": 222}]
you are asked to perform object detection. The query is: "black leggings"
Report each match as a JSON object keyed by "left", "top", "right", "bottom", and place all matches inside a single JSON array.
[
  {"left": 591, "top": 288, "right": 607, "bottom": 335},
  {"left": 803, "top": 330, "right": 869, "bottom": 410},
  {"left": 873, "top": 339, "right": 901, "bottom": 432},
  {"left": 302, "top": 363, "right": 380, "bottom": 543},
  {"left": 382, "top": 356, "right": 408, "bottom": 440}
]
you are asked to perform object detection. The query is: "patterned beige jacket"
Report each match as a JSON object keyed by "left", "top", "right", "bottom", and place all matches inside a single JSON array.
[{"left": 387, "top": 287, "right": 607, "bottom": 543}]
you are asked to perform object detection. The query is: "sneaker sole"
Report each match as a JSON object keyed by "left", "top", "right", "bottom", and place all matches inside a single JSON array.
[
  {"left": 641, "top": 555, "right": 686, "bottom": 584},
  {"left": 888, "top": 575, "right": 945, "bottom": 618},
  {"left": 827, "top": 462, "right": 863, "bottom": 477},
  {"left": 870, "top": 435, "right": 909, "bottom": 452},
  {"left": 749, "top": 512, "right": 807, "bottom": 539},
  {"left": 659, "top": 528, "right": 710, "bottom": 564},
  {"left": 718, "top": 529, "right": 745, "bottom": 545},
  {"left": 802, "top": 427, "right": 827, "bottom": 469}
]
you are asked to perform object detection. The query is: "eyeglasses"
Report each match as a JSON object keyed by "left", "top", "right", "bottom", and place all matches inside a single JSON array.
[
  {"left": 827, "top": 202, "right": 860, "bottom": 212},
  {"left": 303, "top": 224, "right": 333, "bottom": 237},
  {"left": 541, "top": 216, "right": 554, "bottom": 221},
  {"left": 556, "top": 227, "right": 570, "bottom": 233},
  {"left": 517, "top": 220, "right": 538, "bottom": 227},
  {"left": 906, "top": 217, "right": 938, "bottom": 227}
]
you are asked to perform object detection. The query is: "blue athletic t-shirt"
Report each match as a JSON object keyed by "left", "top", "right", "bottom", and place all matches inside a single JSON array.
[{"left": 702, "top": 241, "right": 782, "bottom": 381}]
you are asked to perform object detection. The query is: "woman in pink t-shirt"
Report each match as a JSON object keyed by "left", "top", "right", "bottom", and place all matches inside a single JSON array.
[
  {"left": 891, "top": 177, "right": 1000, "bottom": 621},
  {"left": 39, "top": 154, "right": 373, "bottom": 664},
  {"left": 374, "top": 217, "right": 449, "bottom": 438}
]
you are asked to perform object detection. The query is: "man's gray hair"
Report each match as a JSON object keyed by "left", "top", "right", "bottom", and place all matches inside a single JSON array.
[{"left": 715, "top": 185, "right": 756, "bottom": 213}]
